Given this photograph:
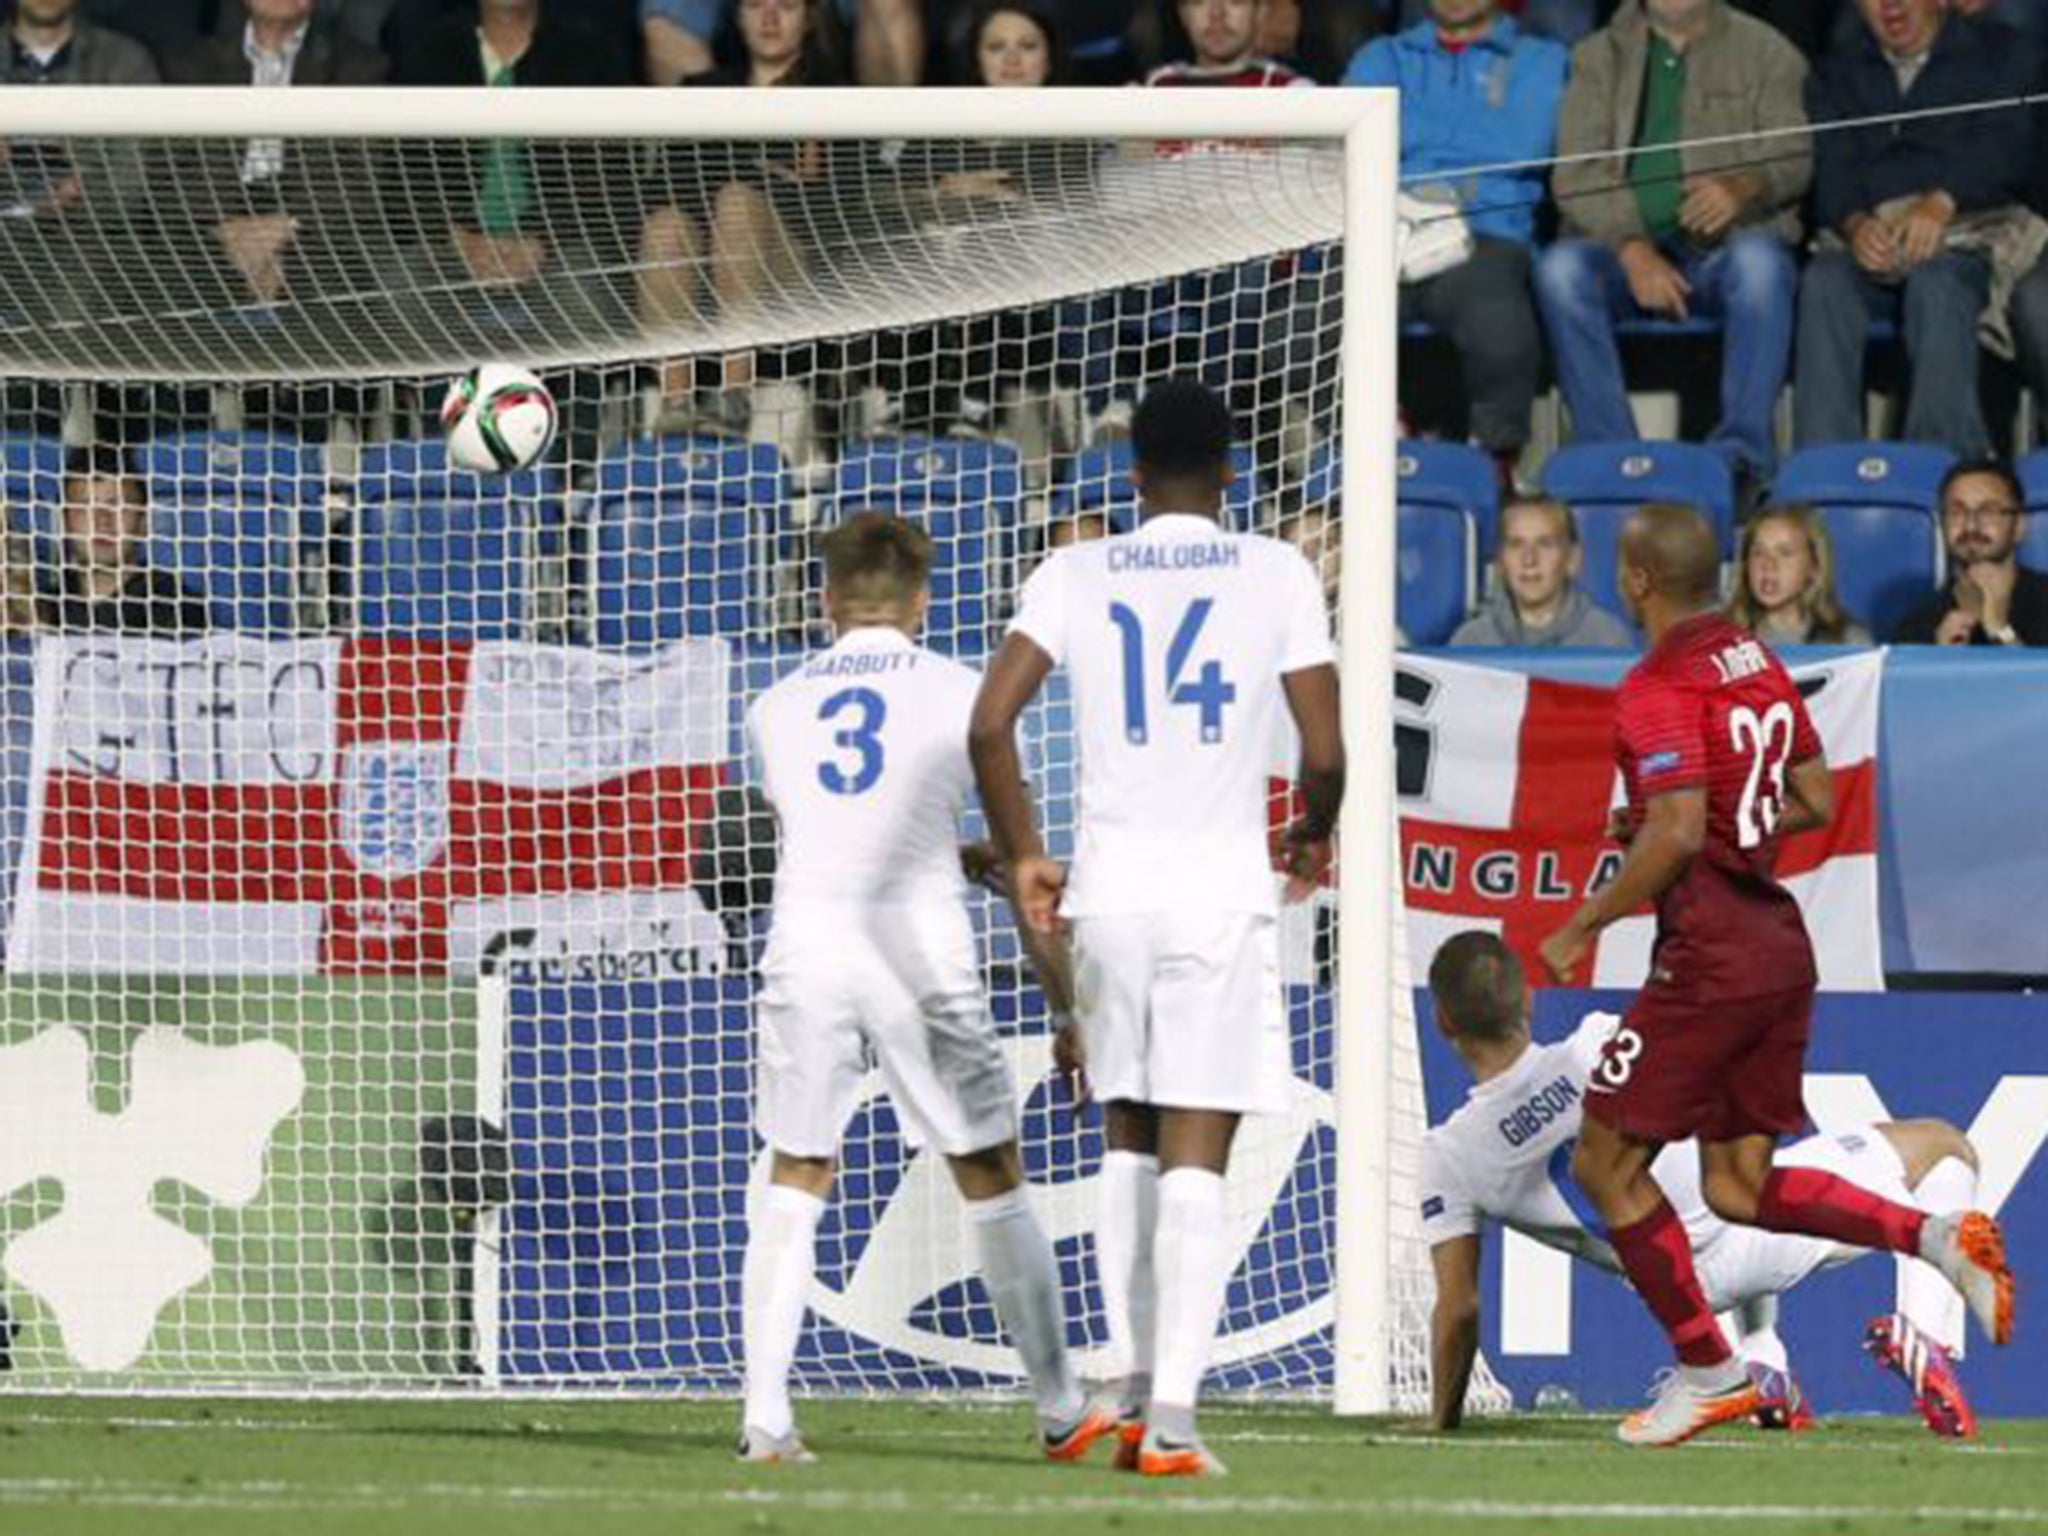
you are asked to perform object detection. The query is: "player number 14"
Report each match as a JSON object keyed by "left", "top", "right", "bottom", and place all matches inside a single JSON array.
[
  {"left": 1730, "top": 701, "right": 1796, "bottom": 849},
  {"left": 1107, "top": 599, "right": 1236, "bottom": 745}
]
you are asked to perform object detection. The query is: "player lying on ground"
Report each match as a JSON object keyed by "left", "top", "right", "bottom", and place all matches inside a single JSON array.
[
  {"left": 739, "top": 511, "right": 1117, "bottom": 1464},
  {"left": 1539, "top": 503, "right": 2014, "bottom": 1447},
  {"left": 970, "top": 379, "right": 1345, "bottom": 1478},
  {"left": 1425, "top": 931, "right": 1986, "bottom": 1439}
]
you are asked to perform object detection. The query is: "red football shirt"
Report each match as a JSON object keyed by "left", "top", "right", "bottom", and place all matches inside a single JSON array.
[{"left": 1614, "top": 612, "right": 1824, "bottom": 1000}]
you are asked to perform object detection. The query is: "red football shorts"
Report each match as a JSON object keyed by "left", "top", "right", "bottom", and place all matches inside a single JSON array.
[{"left": 1581, "top": 982, "right": 1814, "bottom": 1144}]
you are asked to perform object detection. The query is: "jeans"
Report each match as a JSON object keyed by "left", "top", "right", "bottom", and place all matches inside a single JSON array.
[
  {"left": 2008, "top": 255, "right": 2048, "bottom": 440},
  {"left": 1793, "top": 248, "right": 1992, "bottom": 457},
  {"left": 1533, "top": 230, "right": 1796, "bottom": 476},
  {"left": 1399, "top": 237, "right": 1543, "bottom": 454}
]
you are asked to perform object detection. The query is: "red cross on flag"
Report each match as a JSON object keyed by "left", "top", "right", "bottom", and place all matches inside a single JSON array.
[
  {"left": 1394, "top": 651, "right": 1884, "bottom": 992},
  {"left": 9, "top": 635, "right": 731, "bottom": 976}
]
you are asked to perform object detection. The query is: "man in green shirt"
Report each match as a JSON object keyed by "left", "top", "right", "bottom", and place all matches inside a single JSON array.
[{"left": 1536, "top": 0, "right": 1812, "bottom": 495}]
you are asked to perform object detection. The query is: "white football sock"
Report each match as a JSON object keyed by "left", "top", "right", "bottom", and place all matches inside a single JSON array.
[
  {"left": 1734, "top": 1294, "right": 1789, "bottom": 1374},
  {"left": 1151, "top": 1166, "right": 1231, "bottom": 1428},
  {"left": 742, "top": 1182, "right": 825, "bottom": 1439},
  {"left": 967, "top": 1186, "right": 1085, "bottom": 1425},
  {"left": 1097, "top": 1149, "right": 1159, "bottom": 1410},
  {"left": 1900, "top": 1156, "right": 1976, "bottom": 1355}
]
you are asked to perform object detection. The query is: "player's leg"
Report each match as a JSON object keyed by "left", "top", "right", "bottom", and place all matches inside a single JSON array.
[
  {"left": 1573, "top": 996, "right": 1760, "bottom": 1444},
  {"left": 942, "top": 1140, "right": 1108, "bottom": 1454},
  {"left": 1704, "top": 989, "right": 2013, "bottom": 1345},
  {"left": 1863, "top": 1121, "right": 1983, "bottom": 1437},
  {"left": 1098, "top": 1099, "right": 1160, "bottom": 1444},
  {"left": 739, "top": 950, "right": 863, "bottom": 1461},
  {"left": 740, "top": 1152, "right": 832, "bottom": 1461},
  {"left": 1142, "top": 1106, "right": 1240, "bottom": 1477}
]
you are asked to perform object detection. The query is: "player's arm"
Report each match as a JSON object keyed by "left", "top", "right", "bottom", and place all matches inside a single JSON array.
[
  {"left": 1541, "top": 787, "right": 1705, "bottom": 984},
  {"left": 1280, "top": 663, "right": 1345, "bottom": 902},
  {"left": 968, "top": 633, "right": 1059, "bottom": 928},
  {"left": 1429, "top": 1235, "right": 1483, "bottom": 1432},
  {"left": 1777, "top": 752, "right": 1833, "bottom": 838}
]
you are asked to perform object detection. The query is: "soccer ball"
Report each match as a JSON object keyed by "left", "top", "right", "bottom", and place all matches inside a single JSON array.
[{"left": 440, "top": 363, "right": 558, "bottom": 474}]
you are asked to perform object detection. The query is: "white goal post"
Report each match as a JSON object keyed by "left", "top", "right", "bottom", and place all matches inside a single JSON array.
[{"left": 0, "top": 85, "right": 1495, "bottom": 1416}]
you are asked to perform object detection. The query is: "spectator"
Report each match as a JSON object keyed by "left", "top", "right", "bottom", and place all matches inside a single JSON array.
[
  {"left": 641, "top": 0, "right": 919, "bottom": 83},
  {"left": 0, "top": 0, "right": 157, "bottom": 327},
  {"left": 393, "top": 0, "right": 636, "bottom": 334},
  {"left": 1344, "top": 0, "right": 1567, "bottom": 486},
  {"left": 0, "top": 528, "right": 38, "bottom": 634},
  {"left": 1143, "top": 0, "right": 1312, "bottom": 86},
  {"left": 1538, "top": 0, "right": 1810, "bottom": 500},
  {"left": 159, "top": 0, "right": 386, "bottom": 307},
  {"left": 638, "top": 0, "right": 852, "bottom": 439},
  {"left": 1726, "top": 503, "right": 1872, "bottom": 645},
  {"left": 1047, "top": 511, "right": 1110, "bottom": 549},
  {"left": 1893, "top": 458, "right": 2048, "bottom": 645},
  {"left": 1386, "top": 0, "right": 1600, "bottom": 45},
  {"left": 1794, "top": 0, "right": 2041, "bottom": 460},
  {"left": 41, "top": 447, "right": 212, "bottom": 636},
  {"left": 1277, "top": 502, "right": 1340, "bottom": 612},
  {"left": 1449, "top": 496, "right": 1635, "bottom": 647}
]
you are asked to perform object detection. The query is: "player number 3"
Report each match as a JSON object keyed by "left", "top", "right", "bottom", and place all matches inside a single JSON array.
[
  {"left": 816, "top": 687, "right": 887, "bottom": 796},
  {"left": 1730, "top": 701, "right": 1796, "bottom": 850}
]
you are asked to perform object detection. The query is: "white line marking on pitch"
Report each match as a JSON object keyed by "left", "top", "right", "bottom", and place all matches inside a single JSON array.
[{"left": 0, "top": 1477, "right": 2042, "bottom": 1525}]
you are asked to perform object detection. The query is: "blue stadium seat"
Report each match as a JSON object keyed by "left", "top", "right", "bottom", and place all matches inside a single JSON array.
[
  {"left": 141, "top": 433, "right": 324, "bottom": 635},
  {"left": 1771, "top": 444, "right": 1951, "bottom": 639},
  {"left": 355, "top": 441, "right": 555, "bottom": 641},
  {"left": 1299, "top": 442, "right": 1482, "bottom": 643},
  {"left": 0, "top": 437, "right": 61, "bottom": 544},
  {"left": 2012, "top": 449, "right": 2048, "bottom": 572},
  {"left": 1542, "top": 442, "right": 1737, "bottom": 618},
  {"left": 1398, "top": 503, "right": 1475, "bottom": 646},
  {"left": 1051, "top": 440, "right": 1264, "bottom": 531},
  {"left": 828, "top": 435, "right": 1024, "bottom": 656},
  {"left": 592, "top": 438, "right": 782, "bottom": 647}
]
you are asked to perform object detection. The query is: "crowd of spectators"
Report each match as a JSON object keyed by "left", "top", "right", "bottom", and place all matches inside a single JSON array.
[{"left": 2, "top": 0, "right": 2047, "bottom": 652}]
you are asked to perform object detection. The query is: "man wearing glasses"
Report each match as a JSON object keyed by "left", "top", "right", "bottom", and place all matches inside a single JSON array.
[{"left": 1894, "top": 458, "right": 2048, "bottom": 645}]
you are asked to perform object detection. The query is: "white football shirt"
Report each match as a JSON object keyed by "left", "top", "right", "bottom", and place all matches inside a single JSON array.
[
  {"left": 1418, "top": 1012, "right": 1717, "bottom": 1271},
  {"left": 748, "top": 626, "right": 979, "bottom": 907},
  {"left": 1009, "top": 513, "right": 1335, "bottom": 918}
]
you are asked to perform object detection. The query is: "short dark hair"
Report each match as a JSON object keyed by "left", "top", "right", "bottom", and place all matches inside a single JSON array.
[
  {"left": 1938, "top": 457, "right": 2024, "bottom": 517},
  {"left": 63, "top": 444, "right": 141, "bottom": 498},
  {"left": 1427, "top": 931, "right": 1527, "bottom": 1043},
  {"left": 821, "top": 510, "right": 932, "bottom": 606},
  {"left": 1131, "top": 379, "right": 1235, "bottom": 481}
]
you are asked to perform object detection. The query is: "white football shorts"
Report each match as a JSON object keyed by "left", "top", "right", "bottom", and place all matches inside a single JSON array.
[
  {"left": 1694, "top": 1125, "right": 1914, "bottom": 1311},
  {"left": 755, "top": 899, "right": 1017, "bottom": 1159},
  {"left": 1071, "top": 910, "right": 1290, "bottom": 1116}
]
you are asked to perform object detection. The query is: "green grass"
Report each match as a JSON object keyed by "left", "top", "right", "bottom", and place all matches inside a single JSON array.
[{"left": 0, "top": 1399, "right": 2043, "bottom": 1535}]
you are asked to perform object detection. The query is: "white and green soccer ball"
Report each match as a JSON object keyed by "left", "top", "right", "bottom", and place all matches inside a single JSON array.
[{"left": 440, "top": 363, "right": 558, "bottom": 474}]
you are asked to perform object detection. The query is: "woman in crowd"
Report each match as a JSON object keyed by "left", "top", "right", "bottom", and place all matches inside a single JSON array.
[{"left": 1728, "top": 503, "right": 1872, "bottom": 646}]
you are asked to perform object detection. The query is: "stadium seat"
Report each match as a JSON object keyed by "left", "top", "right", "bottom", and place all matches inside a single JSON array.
[
  {"left": 592, "top": 438, "right": 782, "bottom": 646},
  {"left": 0, "top": 436, "right": 62, "bottom": 544},
  {"left": 355, "top": 441, "right": 555, "bottom": 641},
  {"left": 2012, "top": 449, "right": 2048, "bottom": 572},
  {"left": 1771, "top": 443, "right": 1952, "bottom": 639},
  {"left": 1051, "top": 439, "right": 1264, "bottom": 532},
  {"left": 828, "top": 435, "right": 1024, "bottom": 656},
  {"left": 1541, "top": 442, "right": 1737, "bottom": 618},
  {"left": 142, "top": 433, "right": 325, "bottom": 635},
  {"left": 1299, "top": 442, "right": 1483, "bottom": 644}
]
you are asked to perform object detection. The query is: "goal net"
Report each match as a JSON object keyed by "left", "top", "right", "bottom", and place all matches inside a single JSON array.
[{"left": 0, "top": 89, "right": 1506, "bottom": 1414}]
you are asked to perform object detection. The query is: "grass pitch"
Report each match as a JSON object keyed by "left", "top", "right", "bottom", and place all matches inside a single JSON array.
[{"left": 0, "top": 1399, "right": 2043, "bottom": 1535}]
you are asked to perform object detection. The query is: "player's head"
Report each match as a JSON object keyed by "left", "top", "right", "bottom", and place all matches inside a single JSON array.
[
  {"left": 1428, "top": 931, "right": 1531, "bottom": 1058},
  {"left": 1617, "top": 502, "right": 1720, "bottom": 628},
  {"left": 1937, "top": 457, "right": 2025, "bottom": 571},
  {"left": 821, "top": 510, "right": 932, "bottom": 637},
  {"left": 1130, "top": 378, "right": 1238, "bottom": 517}
]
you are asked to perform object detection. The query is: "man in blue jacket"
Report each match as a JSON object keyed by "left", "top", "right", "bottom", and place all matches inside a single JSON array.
[
  {"left": 1346, "top": 0, "right": 1568, "bottom": 484},
  {"left": 1793, "top": 0, "right": 2041, "bottom": 458}
]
